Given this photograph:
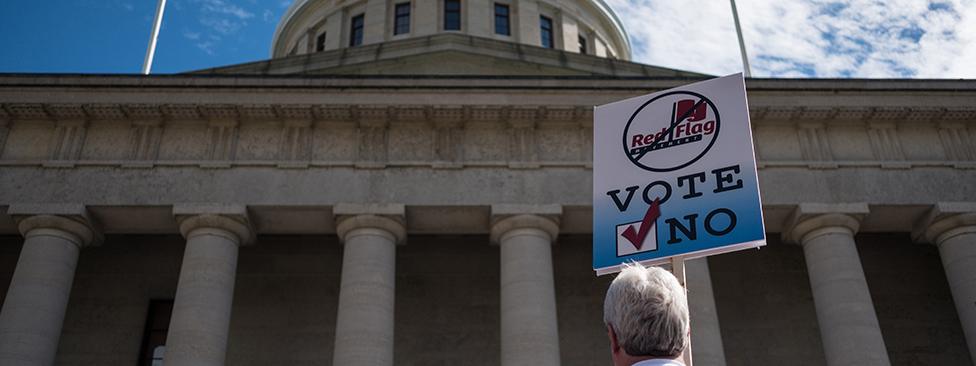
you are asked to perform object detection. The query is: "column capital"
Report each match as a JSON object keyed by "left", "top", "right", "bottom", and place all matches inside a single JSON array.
[
  {"left": 490, "top": 204, "right": 562, "bottom": 244},
  {"left": 913, "top": 202, "right": 976, "bottom": 245},
  {"left": 782, "top": 203, "right": 869, "bottom": 244},
  {"left": 6, "top": 203, "right": 102, "bottom": 247},
  {"left": 334, "top": 203, "right": 406, "bottom": 245},
  {"left": 173, "top": 204, "right": 254, "bottom": 245}
]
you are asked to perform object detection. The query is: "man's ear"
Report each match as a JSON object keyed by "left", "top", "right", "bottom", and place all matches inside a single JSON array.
[{"left": 607, "top": 324, "right": 620, "bottom": 351}]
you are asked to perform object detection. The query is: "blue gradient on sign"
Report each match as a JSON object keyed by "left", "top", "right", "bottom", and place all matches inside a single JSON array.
[{"left": 592, "top": 166, "right": 765, "bottom": 270}]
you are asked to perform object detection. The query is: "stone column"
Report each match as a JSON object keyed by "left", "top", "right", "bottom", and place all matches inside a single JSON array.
[
  {"left": 784, "top": 204, "right": 890, "bottom": 366},
  {"left": 0, "top": 205, "right": 100, "bottom": 366},
  {"left": 332, "top": 204, "right": 406, "bottom": 366},
  {"left": 164, "top": 205, "right": 254, "bottom": 366},
  {"left": 915, "top": 202, "right": 976, "bottom": 362},
  {"left": 490, "top": 205, "right": 561, "bottom": 366},
  {"left": 686, "top": 257, "right": 727, "bottom": 366}
]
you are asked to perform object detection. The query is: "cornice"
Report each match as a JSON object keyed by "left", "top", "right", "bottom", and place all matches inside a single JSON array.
[
  {"left": 4, "top": 103, "right": 975, "bottom": 124},
  {"left": 751, "top": 106, "right": 976, "bottom": 123},
  {"left": 0, "top": 103, "right": 600, "bottom": 124},
  {"left": 3, "top": 74, "right": 976, "bottom": 91}
]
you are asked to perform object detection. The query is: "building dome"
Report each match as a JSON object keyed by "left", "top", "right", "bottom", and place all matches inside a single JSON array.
[{"left": 271, "top": 0, "right": 631, "bottom": 60}]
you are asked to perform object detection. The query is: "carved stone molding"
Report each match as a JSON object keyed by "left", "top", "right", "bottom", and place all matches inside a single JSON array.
[
  {"left": 313, "top": 105, "right": 355, "bottom": 121},
  {"left": 160, "top": 104, "right": 202, "bottom": 120},
  {"left": 199, "top": 104, "right": 240, "bottom": 121},
  {"left": 357, "top": 105, "right": 390, "bottom": 122},
  {"left": 125, "top": 121, "right": 163, "bottom": 168},
  {"left": 121, "top": 104, "right": 165, "bottom": 121},
  {"left": 749, "top": 106, "right": 976, "bottom": 123},
  {"left": 278, "top": 120, "right": 312, "bottom": 167},
  {"left": 579, "top": 122, "right": 593, "bottom": 168},
  {"left": 391, "top": 105, "right": 428, "bottom": 122},
  {"left": 867, "top": 122, "right": 908, "bottom": 168},
  {"left": 275, "top": 104, "right": 314, "bottom": 122},
  {"left": 433, "top": 120, "right": 463, "bottom": 167},
  {"left": 796, "top": 123, "right": 835, "bottom": 169},
  {"left": 938, "top": 122, "right": 975, "bottom": 168},
  {"left": 333, "top": 203, "right": 407, "bottom": 244},
  {"left": 431, "top": 106, "right": 464, "bottom": 123},
  {"left": 82, "top": 104, "right": 127, "bottom": 120},
  {"left": 0, "top": 102, "right": 973, "bottom": 170},
  {"left": 782, "top": 203, "right": 869, "bottom": 244},
  {"left": 44, "top": 104, "right": 87, "bottom": 121},
  {"left": 3, "top": 103, "right": 49, "bottom": 120},
  {"left": 912, "top": 202, "right": 976, "bottom": 244},
  {"left": 489, "top": 204, "right": 562, "bottom": 244},
  {"left": 203, "top": 120, "right": 239, "bottom": 168},
  {"left": 0, "top": 118, "right": 8, "bottom": 159},
  {"left": 357, "top": 119, "right": 388, "bottom": 168},
  {"left": 46, "top": 120, "right": 88, "bottom": 167},
  {"left": 173, "top": 203, "right": 255, "bottom": 245},
  {"left": 6, "top": 203, "right": 103, "bottom": 247},
  {"left": 792, "top": 107, "right": 839, "bottom": 121},
  {"left": 2, "top": 102, "right": 973, "bottom": 125},
  {"left": 508, "top": 117, "right": 538, "bottom": 169}
]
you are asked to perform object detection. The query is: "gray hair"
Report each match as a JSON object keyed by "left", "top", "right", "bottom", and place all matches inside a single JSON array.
[{"left": 603, "top": 263, "right": 689, "bottom": 358}]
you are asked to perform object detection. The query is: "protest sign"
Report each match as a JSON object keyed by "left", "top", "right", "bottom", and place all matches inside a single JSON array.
[{"left": 593, "top": 74, "right": 766, "bottom": 275}]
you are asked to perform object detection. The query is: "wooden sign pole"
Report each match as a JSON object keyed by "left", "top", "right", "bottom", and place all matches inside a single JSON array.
[{"left": 671, "top": 257, "right": 693, "bottom": 366}]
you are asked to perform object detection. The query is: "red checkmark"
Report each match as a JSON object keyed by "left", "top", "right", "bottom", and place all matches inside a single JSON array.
[{"left": 621, "top": 198, "right": 661, "bottom": 250}]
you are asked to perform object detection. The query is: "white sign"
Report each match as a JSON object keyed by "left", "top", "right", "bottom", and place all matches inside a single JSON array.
[{"left": 593, "top": 74, "right": 766, "bottom": 275}]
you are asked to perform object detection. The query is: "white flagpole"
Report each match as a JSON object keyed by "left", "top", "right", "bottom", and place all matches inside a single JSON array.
[
  {"left": 730, "top": 0, "right": 751, "bottom": 77},
  {"left": 142, "top": 0, "right": 168, "bottom": 75}
]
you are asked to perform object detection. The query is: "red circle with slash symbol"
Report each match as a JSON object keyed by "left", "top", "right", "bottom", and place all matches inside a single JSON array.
[{"left": 622, "top": 91, "right": 721, "bottom": 172}]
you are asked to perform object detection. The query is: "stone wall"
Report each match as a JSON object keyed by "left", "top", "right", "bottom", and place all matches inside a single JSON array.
[
  {"left": 394, "top": 235, "right": 501, "bottom": 366},
  {"left": 227, "top": 235, "right": 343, "bottom": 365},
  {"left": 553, "top": 235, "right": 614, "bottom": 366}
]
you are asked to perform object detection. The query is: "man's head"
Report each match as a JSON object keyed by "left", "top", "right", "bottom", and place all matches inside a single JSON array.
[{"left": 603, "top": 263, "right": 689, "bottom": 365}]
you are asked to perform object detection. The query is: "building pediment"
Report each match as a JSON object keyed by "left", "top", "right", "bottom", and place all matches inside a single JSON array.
[{"left": 192, "top": 33, "right": 705, "bottom": 77}]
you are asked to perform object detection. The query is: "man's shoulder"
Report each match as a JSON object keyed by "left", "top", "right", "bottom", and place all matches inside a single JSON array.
[{"left": 631, "top": 359, "right": 684, "bottom": 366}]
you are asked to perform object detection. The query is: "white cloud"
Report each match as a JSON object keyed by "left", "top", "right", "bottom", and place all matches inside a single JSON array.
[
  {"left": 196, "top": 40, "right": 217, "bottom": 55},
  {"left": 605, "top": 0, "right": 742, "bottom": 76},
  {"left": 607, "top": 0, "right": 976, "bottom": 78},
  {"left": 198, "top": 0, "right": 254, "bottom": 20},
  {"left": 201, "top": 17, "right": 245, "bottom": 35},
  {"left": 183, "top": 30, "right": 201, "bottom": 40},
  {"left": 188, "top": 0, "right": 259, "bottom": 55}
]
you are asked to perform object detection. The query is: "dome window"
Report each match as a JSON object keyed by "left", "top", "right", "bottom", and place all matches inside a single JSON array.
[
  {"left": 540, "top": 15, "right": 554, "bottom": 48},
  {"left": 394, "top": 2, "right": 411, "bottom": 35},
  {"left": 316, "top": 33, "right": 327, "bottom": 52},
  {"left": 444, "top": 0, "right": 461, "bottom": 31},
  {"left": 350, "top": 14, "right": 365, "bottom": 46},
  {"left": 494, "top": 3, "right": 510, "bottom": 36}
]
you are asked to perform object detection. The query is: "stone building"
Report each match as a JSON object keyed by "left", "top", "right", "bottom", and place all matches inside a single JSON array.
[{"left": 0, "top": 0, "right": 974, "bottom": 365}]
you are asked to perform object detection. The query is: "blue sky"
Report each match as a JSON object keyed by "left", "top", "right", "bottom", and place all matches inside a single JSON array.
[
  {"left": 0, "top": 0, "right": 289, "bottom": 74},
  {"left": 1, "top": 0, "right": 974, "bottom": 77}
]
